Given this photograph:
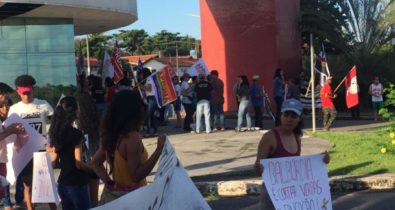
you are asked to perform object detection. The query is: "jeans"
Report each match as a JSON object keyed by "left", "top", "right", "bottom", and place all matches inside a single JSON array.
[
  {"left": 274, "top": 96, "right": 283, "bottom": 126},
  {"left": 58, "top": 184, "right": 91, "bottom": 210},
  {"left": 183, "top": 103, "right": 194, "bottom": 131},
  {"left": 237, "top": 100, "right": 251, "bottom": 130},
  {"left": 145, "top": 96, "right": 158, "bottom": 134},
  {"left": 211, "top": 103, "right": 224, "bottom": 129},
  {"left": 15, "top": 175, "right": 24, "bottom": 204},
  {"left": 253, "top": 105, "right": 263, "bottom": 129},
  {"left": 196, "top": 100, "right": 211, "bottom": 133}
]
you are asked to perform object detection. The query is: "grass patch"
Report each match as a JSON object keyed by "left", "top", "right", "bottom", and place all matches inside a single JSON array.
[{"left": 310, "top": 127, "right": 395, "bottom": 176}]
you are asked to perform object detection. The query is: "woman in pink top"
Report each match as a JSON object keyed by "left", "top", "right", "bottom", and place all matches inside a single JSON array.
[{"left": 255, "top": 99, "right": 329, "bottom": 210}]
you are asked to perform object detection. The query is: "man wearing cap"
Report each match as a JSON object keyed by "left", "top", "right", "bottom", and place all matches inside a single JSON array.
[
  {"left": 320, "top": 76, "right": 337, "bottom": 131},
  {"left": 8, "top": 74, "right": 55, "bottom": 210},
  {"left": 250, "top": 75, "right": 264, "bottom": 129}
]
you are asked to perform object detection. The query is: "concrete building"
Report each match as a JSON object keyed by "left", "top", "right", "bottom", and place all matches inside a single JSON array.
[
  {"left": 0, "top": 1, "right": 137, "bottom": 86},
  {"left": 200, "top": 0, "right": 301, "bottom": 111}
]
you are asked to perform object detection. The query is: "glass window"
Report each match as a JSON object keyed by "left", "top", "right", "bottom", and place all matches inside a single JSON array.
[{"left": 0, "top": 18, "right": 76, "bottom": 86}]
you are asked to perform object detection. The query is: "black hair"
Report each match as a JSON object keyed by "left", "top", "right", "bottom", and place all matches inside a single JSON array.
[
  {"left": 101, "top": 90, "right": 144, "bottom": 171},
  {"left": 274, "top": 68, "right": 282, "bottom": 79},
  {"left": 211, "top": 70, "right": 219, "bottom": 76},
  {"left": 0, "top": 83, "right": 13, "bottom": 94},
  {"left": 105, "top": 77, "right": 114, "bottom": 88},
  {"left": 15, "top": 75, "right": 36, "bottom": 87},
  {"left": 239, "top": 75, "right": 249, "bottom": 87},
  {"left": 49, "top": 96, "right": 78, "bottom": 151}
]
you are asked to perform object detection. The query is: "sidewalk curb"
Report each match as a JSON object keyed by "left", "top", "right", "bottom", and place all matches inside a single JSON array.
[{"left": 195, "top": 173, "right": 395, "bottom": 197}]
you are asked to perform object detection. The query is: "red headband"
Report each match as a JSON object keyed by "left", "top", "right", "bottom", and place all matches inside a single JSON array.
[{"left": 16, "top": 86, "right": 33, "bottom": 95}]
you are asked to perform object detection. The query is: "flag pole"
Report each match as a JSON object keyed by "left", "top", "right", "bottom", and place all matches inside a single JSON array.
[
  {"left": 86, "top": 35, "right": 91, "bottom": 75},
  {"left": 310, "top": 33, "right": 316, "bottom": 133},
  {"left": 334, "top": 76, "right": 347, "bottom": 93}
]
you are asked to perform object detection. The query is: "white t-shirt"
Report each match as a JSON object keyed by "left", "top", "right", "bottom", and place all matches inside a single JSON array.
[
  {"left": 0, "top": 121, "right": 6, "bottom": 163},
  {"left": 370, "top": 83, "right": 383, "bottom": 102},
  {"left": 145, "top": 77, "right": 156, "bottom": 97},
  {"left": 8, "top": 98, "right": 54, "bottom": 135},
  {"left": 174, "top": 84, "right": 181, "bottom": 97},
  {"left": 181, "top": 81, "right": 193, "bottom": 104}
]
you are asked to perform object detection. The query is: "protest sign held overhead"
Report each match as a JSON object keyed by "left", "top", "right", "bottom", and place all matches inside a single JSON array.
[
  {"left": 3, "top": 114, "right": 47, "bottom": 185},
  {"left": 261, "top": 154, "right": 332, "bottom": 210},
  {"left": 32, "top": 152, "right": 59, "bottom": 205},
  {"left": 187, "top": 58, "right": 210, "bottom": 76},
  {"left": 91, "top": 139, "right": 211, "bottom": 210}
]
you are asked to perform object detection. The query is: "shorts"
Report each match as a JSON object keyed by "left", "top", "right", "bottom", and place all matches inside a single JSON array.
[
  {"left": 19, "top": 160, "right": 33, "bottom": 186},
  {"left": 372, "top": 101, "right": 383, "bottom": 111}
]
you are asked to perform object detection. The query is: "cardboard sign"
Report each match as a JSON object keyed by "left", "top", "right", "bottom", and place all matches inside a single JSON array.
[
  {"left": 3, "top": 114, "right": 47, "bottom": 185},
  {"left": 91, "top": 139, "right": 211, "bottom": 210},
  {"left": 32, "top": 152, "right": 59, "bottom": 205},
  {"left": 261, "top": 154, "right": 332, "bottom": 210}
]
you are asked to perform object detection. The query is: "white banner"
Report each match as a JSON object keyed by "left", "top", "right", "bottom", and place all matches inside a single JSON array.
[
  {"left": 32, "top": 152, "right": 59, "bottom": 205},
  {"left": 261, "top": 154, "right": 332, "bottom": 210},
  {"left": 187, "top": 58, "right": 210, "bottom": 76},
  {"left": 91, "top": 140, "right": 211, "bottom": 210},
  {"left": 3, "top": 114, "right": 47, "bottom": 185}
]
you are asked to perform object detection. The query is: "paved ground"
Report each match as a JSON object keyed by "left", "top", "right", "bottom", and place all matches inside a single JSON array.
[{"left": 143, "top": 113, "right": 386, "bottom": 182}]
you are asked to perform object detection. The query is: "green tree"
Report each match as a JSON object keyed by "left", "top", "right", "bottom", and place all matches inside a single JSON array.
[{"left": 114, "top": 29, "right": 150, "bottom": 55}]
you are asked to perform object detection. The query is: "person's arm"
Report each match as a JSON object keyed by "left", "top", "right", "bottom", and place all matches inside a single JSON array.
[
  {"left": 368, "top": 84, "right": 372, "bottom": 95},
  {"left": 125, "top": 135, "right": 166, "bottom": 183},
  {"left": 0, "top": 123, "right": 24, "bottom": 141},
  {"left": 91, "top": 147, "right": 113, "bottom": 184},
  {"left": 74, "top": 142, "right": 92, "bottom": 172},
  {"left": 255, "top": 131, "right": 275, "bottom": 175}
]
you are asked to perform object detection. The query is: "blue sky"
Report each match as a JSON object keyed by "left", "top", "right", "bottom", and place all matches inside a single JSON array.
[{"left": 109, "top": 0, "right": 201, "bottom": 39}]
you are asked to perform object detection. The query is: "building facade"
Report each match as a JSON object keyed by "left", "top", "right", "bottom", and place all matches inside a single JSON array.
[
  {"left": 0, "top": 1, "right": 137, "bottom": 86},
  {"left": 200, "top": 0, "right": 301, "bottom": 111}
]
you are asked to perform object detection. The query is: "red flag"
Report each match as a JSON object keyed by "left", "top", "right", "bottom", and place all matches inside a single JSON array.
[
  {"left": 111, "top": 41, "right": 124, "bottom": 83},
  {"left": 345, "top": 66, "right": 359, "bottom": 108},
  {"left": 151, "top": 66, "right": 177, "bottom": 107}
]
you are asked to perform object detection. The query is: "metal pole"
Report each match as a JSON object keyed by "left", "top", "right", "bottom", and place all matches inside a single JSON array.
[
  {"left": 176, "top": 42, "right": 179, "bottom": 76},
  {"left": 86, "top": 35, "right": 91, "bottom": 75},
  {"left": 310, "top": 33, "right": 316, "bottom": 133}
]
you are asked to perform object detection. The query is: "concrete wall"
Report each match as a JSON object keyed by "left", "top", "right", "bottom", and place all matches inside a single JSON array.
[{"left": 200, "top": 0, "right": 301, "bottom": 111}]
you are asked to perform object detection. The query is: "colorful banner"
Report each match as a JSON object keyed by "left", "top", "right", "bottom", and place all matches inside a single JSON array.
[
  {"left": 260, "top": 154, "right": 332, "bottom": 210},
  {"left": 91, "top": 139, "right": 211, "bottom": 210},
  {"left": 151, "top": 66, "right": 177, "bottom": 107},
  {"left": 187, "top": 58, "right": 210, "bottom": 76},
  {"left": 3, "top": 114, "right": 47, "bottom": 185},
  {"left": 345, "top": 66, "right": 359, "bottom": 109},
  {"left": 111, "top": 41, "right": 124, "bottom": 83}
]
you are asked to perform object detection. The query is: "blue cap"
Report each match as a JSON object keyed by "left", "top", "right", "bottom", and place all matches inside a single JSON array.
[{"left": 281, "top": 99, "right": 303, "bottom": 116}]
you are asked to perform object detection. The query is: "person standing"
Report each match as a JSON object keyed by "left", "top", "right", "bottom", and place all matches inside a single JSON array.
[
  {"left": 320, "top": 76, "right": 337, "bottom": 131},
  {"left": 250, "top": 75, "right": 263, "bottom": 129},
  {"left": 195, "top": 73, "right": 213, "bottom": 134},
  {"left": 180, "top": 73, "right": 194, "bottom": 132},
  {"left": 49, "top": 96, "right": 91, "bottom": 210},
  {"left": 210, "top": 70, "right": 225, "bottom": 131},
  {"left": 171, "top": 76, "right": 182, "bottom": 128},
  {"left": 255, "top": 99, "right": 329, "bottom": 210},
  {"left": 236, "top": 75, "right": 252, "bottom": 132},
  {"left": 273, "top": 68, "right": 285, "bottom": 126},
  {"left": 8, "top": 75, "right": 55, "bottom": 210},
  {"left": 368, "top": 76, "right": 384, "bottom": 121},
  {"left": 91, "top": 91, "right": 165, "bottom": 204},
  {"left": 0, "top": 83, "right": 26, "bottom": 210},
  {"left": 139, "top": 68, "right": 158, "bottom": 137}
]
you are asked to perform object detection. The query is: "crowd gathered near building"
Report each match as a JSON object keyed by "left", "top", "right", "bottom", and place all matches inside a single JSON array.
[{"left": 0, "top": 66, "right": 385, "bottom": 210}]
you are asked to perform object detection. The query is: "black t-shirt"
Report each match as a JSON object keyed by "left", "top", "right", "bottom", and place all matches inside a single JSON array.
[
  {"left": 57, "top": 126, "right": 89, "bottom": 186},
  {"left": 92, "top": 88, "right": 105, "bottom": 104},
  {"left": 195, "top": 80, "right": 213, "bottom": 101}
]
